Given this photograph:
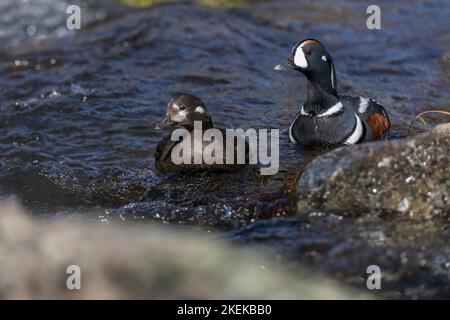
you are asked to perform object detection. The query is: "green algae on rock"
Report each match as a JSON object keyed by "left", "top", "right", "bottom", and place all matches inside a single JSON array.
[{"left": 297, "top": 123, "right": 450, "bottom": 218}]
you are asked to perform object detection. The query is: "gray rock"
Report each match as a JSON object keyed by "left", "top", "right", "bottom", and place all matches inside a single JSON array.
[
  {"left": 0, "top": 201, "right": 367, "bottom": 299},
  {"left": 297, "top": 123, "right": 450, "bottom": 218}
]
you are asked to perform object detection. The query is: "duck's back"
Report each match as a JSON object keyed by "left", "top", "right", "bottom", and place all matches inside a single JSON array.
[
  {"left": 340, "top": 95, "right": 391, "bottom": 141},
  {"left": 155, "top": 129, "right": 252, "bottom": 172}
]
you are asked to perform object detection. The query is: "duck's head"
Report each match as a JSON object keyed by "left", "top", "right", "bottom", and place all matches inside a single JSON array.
[
  {"left": 275, "top": 39, "right": 337, "bottom": 95},
  {"left": 155, "top": 94, "right": 213, "bottom": 130}
]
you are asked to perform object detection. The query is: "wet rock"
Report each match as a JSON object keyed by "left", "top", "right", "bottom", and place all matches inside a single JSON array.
[
  {"left": 229, "top": 215, "right": 450, "bottom": 299},
  {"left": 297, "top": 123, "right": 450, "bottom": 218},
  {"left": 0, "top": 201, "right": 366, "bottom": 299}
]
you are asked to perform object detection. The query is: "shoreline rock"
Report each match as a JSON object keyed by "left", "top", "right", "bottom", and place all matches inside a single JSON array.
[{"left": 297, "top": 123, "right": 450, "bottom": 218}]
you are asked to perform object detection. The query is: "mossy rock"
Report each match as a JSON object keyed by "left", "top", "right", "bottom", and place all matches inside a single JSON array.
[{"left": 297, "top": 123, "right": 450, "bottom": 218}]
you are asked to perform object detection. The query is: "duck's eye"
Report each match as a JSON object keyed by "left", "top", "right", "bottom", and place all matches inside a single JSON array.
[
  {"left": 304, "top": 50, "right": 312, "bottom": 56},
  {"left": 179, "top": 106, "right": 186, "bottom": 110}
]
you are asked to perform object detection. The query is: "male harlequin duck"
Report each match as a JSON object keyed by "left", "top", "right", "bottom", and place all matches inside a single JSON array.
[
  {"left": 154, "top": 94, "right": 250, "bottom": 172},
  {"left": 275, "top": 39, "right": 390, "bottom": 146}
]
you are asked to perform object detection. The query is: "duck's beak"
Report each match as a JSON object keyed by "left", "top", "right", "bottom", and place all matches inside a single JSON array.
[
  {"left": 154, "top": 113, "right": 177, "bottom": 129},
  {"left": 274, "top": 57, "right": 296, "bottom": 71}
]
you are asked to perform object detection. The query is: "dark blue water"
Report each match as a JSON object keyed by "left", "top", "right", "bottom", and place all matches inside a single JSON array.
[{"left": 0, "top": 0, "right": 449, "bottom": 298}]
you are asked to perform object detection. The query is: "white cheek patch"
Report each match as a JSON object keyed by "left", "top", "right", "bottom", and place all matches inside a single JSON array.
[
  {"left": 172, "top": 103, "right": 180, "bottom": 110},
  {"left": 294, "top": 47, "right": 308, "bottom": 68},
  {"left": 195, "top": 106, "right": 204, "bottom": 114},
  {"left": 172, "top": 110, "right": 187, "bottom": 122},
  {"left": 300, "top": 105, "right": 309, "bottom": 116}
]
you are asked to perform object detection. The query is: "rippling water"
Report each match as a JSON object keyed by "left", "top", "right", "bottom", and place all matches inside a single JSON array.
[{"left": 0, "top": 0, "right": 449, "bottom": 298}]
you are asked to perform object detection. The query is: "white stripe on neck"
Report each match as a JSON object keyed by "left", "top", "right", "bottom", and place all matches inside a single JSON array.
[
  {"left": 300, "top": 105, "right": 309, "bottom": 116},
  {"left": 294, "top": 46, "right": 308, "bottom": 68},
  {"left": 330, "top": 65, "right": 335, "bottom": 90},
  {"left": 344, "top": 114, "right": 363, "bottom": 145}
]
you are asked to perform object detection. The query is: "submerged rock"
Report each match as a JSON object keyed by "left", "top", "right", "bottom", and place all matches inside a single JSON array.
[
  {"left": 0, "top": 201, "right": 366, "bottom": 299},
  {"left": 297, "top": 123, "right": 450, "bottom": 218}
]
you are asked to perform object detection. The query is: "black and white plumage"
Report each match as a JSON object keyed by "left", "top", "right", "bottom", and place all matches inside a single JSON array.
[{"left": 275, "top": 39, "right": 391, "bottom": 147}]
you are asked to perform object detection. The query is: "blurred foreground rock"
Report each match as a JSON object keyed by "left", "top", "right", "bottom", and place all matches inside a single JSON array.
[
  {"left": 0, "top": 201, "right": 366, "bottom": 299},
  {"left": 298, "top": 123, "right": 450, "bottom": 218}
]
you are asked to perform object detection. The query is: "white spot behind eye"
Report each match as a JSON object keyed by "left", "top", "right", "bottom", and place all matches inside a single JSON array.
[
  {"left": 321, "top": 55, "right": 327, "bottom": 62},
  {"left": 195, "top": 106, "right": 204, "bottom": 114},
  {"left": 294, "top": 47, "right": 308, "bottom": 68}
]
